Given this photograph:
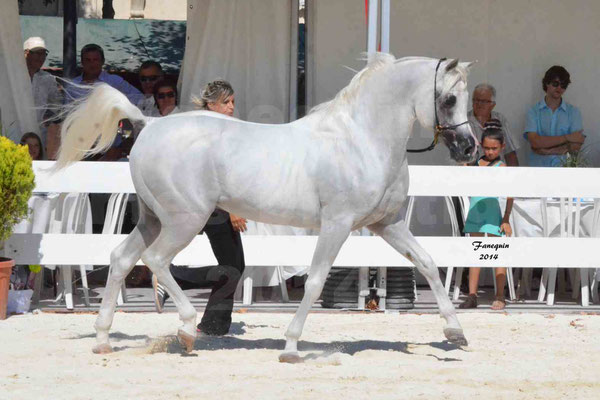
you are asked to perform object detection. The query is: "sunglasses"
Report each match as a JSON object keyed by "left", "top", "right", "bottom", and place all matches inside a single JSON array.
[
  {"left": 550, "top": 80, "right": 568, "bottom": 89},
  {"left": 157, "top": 91, "right": 175, "bottom": 99},
  {"left": 473, "top": 98, "right": 494, "bottom": 105},
  {"left": 140, "top": 75, "right": 160, "bottom": 83}
]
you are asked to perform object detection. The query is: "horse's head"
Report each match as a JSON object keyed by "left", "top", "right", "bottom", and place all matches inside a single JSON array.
[{"left": 414, "top": 58, "right": 478, "bottom": 163}]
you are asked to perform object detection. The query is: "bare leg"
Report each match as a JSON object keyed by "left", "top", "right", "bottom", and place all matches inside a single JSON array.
[
  {"left": 492, "top": 267, "right": 507, "bottom": 310},
  {"left": 467, "top": 233, "right": 484, "bottom": 295},
  {"left": 279, "top": 220, "right": 352, "bottom": 363},
  {"left": 495, "top": 268, "right": 507, "bottom": 297},
  {"left": 369, "top": 220, "right": 467, "bottom": 346},
  {"left": 468, "top": 268, "right": 481, "bottom": 295}
]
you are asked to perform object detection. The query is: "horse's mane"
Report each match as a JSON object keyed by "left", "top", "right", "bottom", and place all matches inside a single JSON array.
[{"left": 309, "top": 54, "right": 436, "bottom": 116}]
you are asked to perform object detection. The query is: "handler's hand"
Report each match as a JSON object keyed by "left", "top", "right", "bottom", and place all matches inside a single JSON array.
[
  {"left": 230, "top": 213, "right": 247, "bottom": 232},
  {"left": 500, "top": 222, "right": 512, "bottom": 237}
]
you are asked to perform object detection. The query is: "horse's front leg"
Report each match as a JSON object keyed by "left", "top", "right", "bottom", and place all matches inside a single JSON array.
[
  {"left": 369, "top": 220, "right": 468, "bottom": 346},
  {"left": 279, "top": 220, "right": 353, "bottom": 363}
]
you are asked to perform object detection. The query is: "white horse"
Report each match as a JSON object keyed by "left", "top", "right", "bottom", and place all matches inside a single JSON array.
[{"left": 53, "top": 54, "right": 477, "bottom": 362}]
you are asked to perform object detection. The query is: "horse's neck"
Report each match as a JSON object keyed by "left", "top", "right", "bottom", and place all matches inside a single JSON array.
[
  {"left": 351, "top": 65, "right": 426, "bottom": 156},
  {"left": 306, "top": 59, "right": 432, "bottom": 161}
]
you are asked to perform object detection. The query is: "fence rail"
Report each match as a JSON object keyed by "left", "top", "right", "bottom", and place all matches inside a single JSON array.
[
  {"left": 7, "top": 161, "right": 598, "bottom": 270},
  {"left": 8, "top": 161, "right": 600, "bottom": 309}
]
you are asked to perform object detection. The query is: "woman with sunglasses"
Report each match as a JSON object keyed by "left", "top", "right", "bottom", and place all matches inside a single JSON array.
[
  {"left": 153, "top": 80, "right": 180, "bottom": 116},
  {"left": 153, "top": 80, "right": 245, "bottom": 337},
  {"left": 524, "top": 66, "right": 584, "bottom": 167}
]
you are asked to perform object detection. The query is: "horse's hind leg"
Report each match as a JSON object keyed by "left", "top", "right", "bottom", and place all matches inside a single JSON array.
[
  {"left": 280, "top": 220, "right": 352, "bottom": 363},
  {"left": 140, "top": 218, "right": 205, "bottom": 353},
  {"left": 93, "top": 221, "right": 158, "bottom": 353},
  {"left": 369, "top": 220, "right": 467, "bottom": 346}
]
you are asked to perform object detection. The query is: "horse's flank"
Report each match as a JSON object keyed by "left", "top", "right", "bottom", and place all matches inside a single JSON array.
[{"left": 131, "top": 111, "right": 392, "bottom": 230}]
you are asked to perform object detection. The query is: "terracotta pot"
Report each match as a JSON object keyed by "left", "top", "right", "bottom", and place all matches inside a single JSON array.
[{"left": 0, "top": 257, "right": 15, "bottom": 320}]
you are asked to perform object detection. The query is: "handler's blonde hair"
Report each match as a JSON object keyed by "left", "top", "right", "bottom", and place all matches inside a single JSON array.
[{"left": 191, "top": 79, "right": 234, "bottom": 110}]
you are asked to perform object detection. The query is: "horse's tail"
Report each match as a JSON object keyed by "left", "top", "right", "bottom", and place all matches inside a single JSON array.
[{"left": 52, "top": 84, "right": 147, "bottom": 172}]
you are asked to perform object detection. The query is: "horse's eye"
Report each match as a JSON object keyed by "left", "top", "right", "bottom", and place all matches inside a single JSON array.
[{"left": 444, "top": 95, "right": 457, "bottom": 107}]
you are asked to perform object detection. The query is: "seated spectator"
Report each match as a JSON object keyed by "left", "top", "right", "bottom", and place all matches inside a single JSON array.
[
  {"left": 468, "top": 83, "right": 518, "bottom": 166},
  {"left": 524, "top": 66, "right": 584, "bottom": 167},
  {"left": 23, "top": 37, "right": 61, "bottom": 146},
  {"left": 20, "top": 132, "right": 44, "bottom": 160},
  {"left": 64, "top": 43, "right": 143, "bottom": 104},
  {"left": 153, "top": 80, "right": 180, "bottom": 116},
  {"left": 137, "top": 61, "right": 163, "bottom": 116}
]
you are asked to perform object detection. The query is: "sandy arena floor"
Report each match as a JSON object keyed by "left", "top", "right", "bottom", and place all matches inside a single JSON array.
[{"left": 1, "top": 311, "right": 599, "bottom": 399}]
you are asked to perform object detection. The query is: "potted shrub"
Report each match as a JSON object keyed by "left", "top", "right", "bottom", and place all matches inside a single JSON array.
[{"left": 0, "top": 132, "right": 36, "bottom": 319}]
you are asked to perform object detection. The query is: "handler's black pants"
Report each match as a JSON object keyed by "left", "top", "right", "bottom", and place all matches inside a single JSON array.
[{"left": 170, "top": 220, "right": 245, "bottom": 335}]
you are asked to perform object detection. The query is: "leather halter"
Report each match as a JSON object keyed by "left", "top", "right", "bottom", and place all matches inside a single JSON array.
[{"left": 407, "top": 58, "right": 469, "bottom": 153}]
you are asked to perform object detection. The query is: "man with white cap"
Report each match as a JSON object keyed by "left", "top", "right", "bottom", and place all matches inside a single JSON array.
[{"left": 23, "top": 36, "right": 61, "bottom": 147}]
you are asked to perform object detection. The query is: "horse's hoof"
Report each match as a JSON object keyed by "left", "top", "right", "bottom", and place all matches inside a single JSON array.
[
  {"left": 92, "top": 343, "right": 113, "bottom": 354},
  {"left": 279, "top": 352, "right": 302, "bottom": 364},
  {"left": 177, "top": 329, "right": 196, "bottom": 353},
  {"left": 444, "top": 327, "right": 468, "bottom": 346}
]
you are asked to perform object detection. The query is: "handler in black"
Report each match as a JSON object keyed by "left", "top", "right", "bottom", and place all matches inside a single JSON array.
[{"left": 153, "top": 80, "right": 246, "bottom": 336}]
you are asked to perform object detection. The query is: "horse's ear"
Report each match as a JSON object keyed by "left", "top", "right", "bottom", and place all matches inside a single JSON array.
[
  {"left": 459, "top": 61, "right": 475, "bottom": 72},
  {"left": 445, "top": 58, "right": 459, "bottom": 72}
]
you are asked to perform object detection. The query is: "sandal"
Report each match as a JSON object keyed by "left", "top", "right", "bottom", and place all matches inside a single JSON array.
[
  {"left": 491, "top": 295, "right": 506, "bottom": 310},
  {"left": 458, "top": 294, "right": 478, "bottom": 309}
]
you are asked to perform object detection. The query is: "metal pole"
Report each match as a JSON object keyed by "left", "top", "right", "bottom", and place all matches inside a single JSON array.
[
  {"left": 305, "top": 0, "right": 314, "bottom": 109},
  {"left": 63, "top": 0, "right": 77, "bottom": 79},
  {"left": 289, "top": 0, "right": 299, "bottom": 122},
  {"left": 367, "top": 0, "right": 378, "bottom": 59},
  {"left": 381, "top": 0, "right": 390, "bottom": 53}
]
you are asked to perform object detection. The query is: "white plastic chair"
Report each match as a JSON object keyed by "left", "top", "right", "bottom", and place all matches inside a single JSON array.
[
  {"left": 241, "top": 266, "right": 289, "bottom": 305},
  {"left": 538, "top": 198, "right": 600, "bottom": 306},
  {"left": 592, "top": 200, "right": 600, "bottom": 304},
  {"left": 240, "top": 221, "right": 306, "bottom": 305},
  {"left": 12, "top": 193, "right": 60, "bottom": 305},
  {"left": 53, "top": 193, "right": 92, "bottom": 309},
  {"left": 102, "top": 193, "right": 131, "bottom": 305},
  {"left": 586, "top": 200, "right": 600, "bottom": 304}
]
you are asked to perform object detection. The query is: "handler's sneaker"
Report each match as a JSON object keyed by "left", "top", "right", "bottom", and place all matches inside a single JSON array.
[{"left": 152, "top": 275, "right": 169, "bottom": 313}]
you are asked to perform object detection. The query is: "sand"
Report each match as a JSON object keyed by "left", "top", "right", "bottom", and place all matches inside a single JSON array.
[{"left": 1, "top": 311, "right": 599, "bottom": 399}]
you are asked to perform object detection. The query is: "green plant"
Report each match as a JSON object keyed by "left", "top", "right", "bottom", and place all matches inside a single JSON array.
[
  {"left": 561, "top": 146, "right": 591, "bottom": 168},
  {"left": 0, "top": 136, "right": 35, "bottom": 244}
]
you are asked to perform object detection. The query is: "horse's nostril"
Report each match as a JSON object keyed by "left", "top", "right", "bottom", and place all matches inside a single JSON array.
[{"left": 464, "top": 146, "right": 473, "bottom": 156}]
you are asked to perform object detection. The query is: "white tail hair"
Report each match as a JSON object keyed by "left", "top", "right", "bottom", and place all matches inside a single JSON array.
[{"left": 52, "top": 84, "right": 146, "bottom": 171}]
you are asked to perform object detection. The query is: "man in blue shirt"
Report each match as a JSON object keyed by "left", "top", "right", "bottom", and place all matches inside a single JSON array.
[
  {"left": 64, "top": 43, "right": 143, "bottom": 104},
  {"left": 524, "top": 66, "right": 584, "bottom": 167}
]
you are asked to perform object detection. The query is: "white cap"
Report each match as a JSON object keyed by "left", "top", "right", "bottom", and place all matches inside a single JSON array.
[{"left": 24, "top": 37, "right": 47, "bottom": 51}]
